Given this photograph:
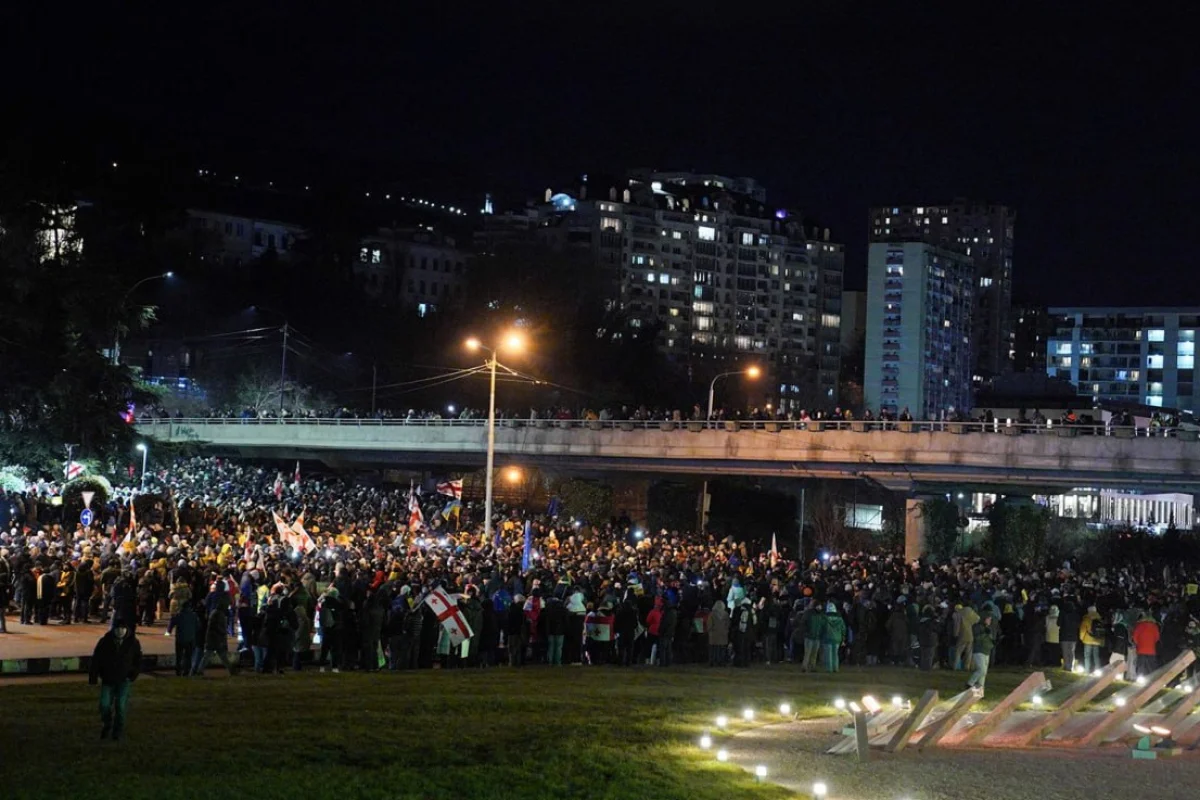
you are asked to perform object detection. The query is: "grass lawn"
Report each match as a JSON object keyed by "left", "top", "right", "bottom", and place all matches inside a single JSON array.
[{"left": 1, "top": 664, "right": 1058, "bottom": 800}]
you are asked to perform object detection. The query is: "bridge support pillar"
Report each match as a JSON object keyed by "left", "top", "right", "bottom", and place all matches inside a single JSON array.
[
  {"left": 905, "top": 498, "right": 927, "bottom": 562},
  {"left": 613, "top": 478, "right": 650, "bottom": 529}
]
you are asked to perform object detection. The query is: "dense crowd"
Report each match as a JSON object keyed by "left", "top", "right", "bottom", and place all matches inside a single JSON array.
[{"left": 2, "top": 457, "right": 1199, "bottom": 694}]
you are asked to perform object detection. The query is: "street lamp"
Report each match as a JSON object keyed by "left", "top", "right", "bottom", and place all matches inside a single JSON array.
[
  {"left": 112, "top": 272, "right": 174, "bottom": 365},
  {"left": 700, "top": 365, "right": 761, "bottom": 531},
  {"left": 465, "top": 331, "right": 526, "bottom": 542},
  {"left": 135, "top": 442, "right": 148, "bottom": 489},
  {"left": 706, "top": 365, "right": 761, "bottom": 420}
]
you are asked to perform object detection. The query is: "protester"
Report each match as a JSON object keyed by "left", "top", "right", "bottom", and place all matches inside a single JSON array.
[{"left": 89, "top": 623, "right": 142, "bottom": 740}]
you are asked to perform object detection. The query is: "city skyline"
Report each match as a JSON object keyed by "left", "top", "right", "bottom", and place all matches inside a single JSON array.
[{"left": 6, "top": 7, "right": 1195, "bottom": 307}]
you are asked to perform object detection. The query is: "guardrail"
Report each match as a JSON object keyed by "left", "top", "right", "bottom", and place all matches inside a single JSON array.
[{"left": 135, "top": 417, "right": 1198, "bottom": 439}]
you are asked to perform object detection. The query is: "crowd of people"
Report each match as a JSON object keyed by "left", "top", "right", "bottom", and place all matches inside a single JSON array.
[{"left": 1, "top": 457, "right": 1199, "bottom": 696}]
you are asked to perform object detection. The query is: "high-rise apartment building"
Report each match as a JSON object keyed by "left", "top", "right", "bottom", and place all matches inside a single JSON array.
[
  {"left": 1046, "top": 307, "right": 1200, "bottom": 413},
  {"left": 868, "top": 201, "right": 1014, "bottom": 380},
  {"left": 864, "top": 242, "right": 974, "bottom": 418},
  {"left": 1011, "top": 304, "right": 1051, "bottom": 374},
  {"left": 527, "top": 172, "right": 844, "bottom": 410}
]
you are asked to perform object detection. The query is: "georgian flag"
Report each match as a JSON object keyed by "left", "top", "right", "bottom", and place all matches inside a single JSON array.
[
  {"left": 408, "top": 489, "right": 425, "bottom": 532},
  {"left": 273, "top": 473, "right": 284, "bottom": 501},
  {"left": 290, "top": 511, "right": 315, "bottom": 554},
  {"left": 424, "top": 588, "right": 473, "bottom": 646},
  {"left": 65, "top": 461, "right": 84, "bottom": 480},
  {"left": 770, "top": 532, "right": 779, "bottom": 569},
  {"left": 436, "top": 479, "right": 463, "bottom": 500},
  {"left": 273, "top": 510, "right": 295, "bottom": 547}
]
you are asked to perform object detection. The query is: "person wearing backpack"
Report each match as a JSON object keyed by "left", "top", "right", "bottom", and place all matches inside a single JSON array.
[{"left": 1080, "top": 605, "right": 1105, "bottom": 674}]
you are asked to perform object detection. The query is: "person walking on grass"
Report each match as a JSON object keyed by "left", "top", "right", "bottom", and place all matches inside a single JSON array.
[
  {"left": 967, "top": 610, "right": 996, "bottom": 694},
  {"left": 89, "top": 623, "right": 142, "bottom": 741}
]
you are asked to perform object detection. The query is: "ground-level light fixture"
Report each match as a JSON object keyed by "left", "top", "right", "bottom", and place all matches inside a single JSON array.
[
  {"left": 715, "top": 715, "right": 728, "bottom": 729},
  {"left": 779, "top": 702, "right": 791, "bottom": 715},
  {"left": 754, "top": 765, "right": 768, "bottom": 780},
  {"left": 742, "top": 708, "right": 755, "bottom": 721},
  {"left": 891, "top": 695, "right": 904, "bottom": 708},
  {"left": 812, "top": 781, "right": 828, "bottom": 799},
  {"left": 716, "top": 749, "right": 728, "bottom": 762},
  {"left": 699, "top": 733, "right": 712, "bottom": 749}
]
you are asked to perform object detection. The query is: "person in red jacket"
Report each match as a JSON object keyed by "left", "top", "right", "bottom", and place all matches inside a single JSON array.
[{"left": 1131, "top": 613, "right": 1160, "bottom": 677}]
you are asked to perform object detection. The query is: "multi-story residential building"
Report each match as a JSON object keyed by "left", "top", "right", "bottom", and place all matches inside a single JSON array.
[
  {"left": 1046, "top": 307, "right": 1200, "bottom": 412},
  {"left": 864, "top": 242, "right": 974, "bottom": 418},
  {"left": 185, "top": 208, "right": 305, "bottom": 267},
  {"left": 527, "top": 172, "right": 844, "bottom": 411},
  {"left": 355, "top": 226, "right": 469, "bottom": 316},
  {"left": 868, "top": 201, "right": 1014, "bottom": 380},
  {"left": 1011, "top": 304, "right": 1051, "bottom": 374}
]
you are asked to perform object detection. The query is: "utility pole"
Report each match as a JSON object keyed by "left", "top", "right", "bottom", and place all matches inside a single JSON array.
[
  {"left": 798, "top": 486, "right": 806, "bottom": 566},
  {"left": 279, "top": 323, "right": 288, "bottom": 417}
]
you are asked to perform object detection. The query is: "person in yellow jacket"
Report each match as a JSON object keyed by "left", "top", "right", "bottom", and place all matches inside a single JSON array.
[{"left": 1080, "top": 605, "right": 1105, "bottom": 673}]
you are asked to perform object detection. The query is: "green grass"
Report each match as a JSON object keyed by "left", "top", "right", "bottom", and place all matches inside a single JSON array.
[{"left": 1, "top": 665, "right": 1058, "bottom": 800}]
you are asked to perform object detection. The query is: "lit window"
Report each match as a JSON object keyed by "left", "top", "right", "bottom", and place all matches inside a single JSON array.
[
  {"left": 1147, "top": 355, "right": 1164, "bottom": 369},
  {"left": 647, "top": 272, "right": 656, "bottom": 283},
  {"left": 1148, "top": 329, "right": 1165, "bottom": 342},
  {"left": 941, "top": 216, "right": 949, "bottom": 224},
  {"left": 698, "top": 226, "right": 716, "bottom": 241},
  {"left": 600, "top": 217, "right": 622, "bottom": 232},
  {"left": 741, "top": 232, "right": 754, "bottom": 246},
  {"left": 659, "top": 274, "right": 669, "bottom": 285},
  {"left": 1179, "top": 341, "right": 1195, "bottom": 356},
  {"left": 821, "top": 314, "right": 840, "bottom": 328}
]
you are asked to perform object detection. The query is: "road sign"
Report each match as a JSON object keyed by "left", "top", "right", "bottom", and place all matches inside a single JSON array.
[
  {"left": 80, "top": 508, "right": 94, "bottom": 527},
  {"left": 81, "top": 490, "right": 95, "bottom": 509}
]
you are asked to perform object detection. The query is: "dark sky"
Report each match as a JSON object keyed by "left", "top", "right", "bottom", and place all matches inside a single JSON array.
[{"left": 7, "top": 5, "right": 1197, "bottom": 304}]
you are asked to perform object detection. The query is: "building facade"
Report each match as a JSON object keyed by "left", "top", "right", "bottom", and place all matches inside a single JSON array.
[
  {"left": 355, "top": 227, "right": 469, "bottom": 316},
  {"left": 868, "top": 201, "right": 1014, "bottom": 380},
  {"left": 525, "top": 172, "right": 844, "bottom": 411},
  {"left": 185, "top": 208, "right": 305, "bottom": 267},
  {"left": 1011, "top": 304, "right": 1051, "bottom": 374},
  {"left": 864, "top": 242, "right": 974, "bottom": 418},
  {"left": 1046, "top": 307, "right": 1200, "bottom": 413}
]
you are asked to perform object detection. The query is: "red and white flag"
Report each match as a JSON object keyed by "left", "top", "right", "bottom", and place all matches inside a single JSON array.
[
  {"left": 65, "top": 461, "right": 84, "bottom": 480},
  {"left": 273, "top": 473, "right": 284, "bottom": 501},
  {"left": 770, "top": 533, "right": 779, "bottom": 569},
  {"left": 436, "top": 479, "right": 463, "bottom": 500},
  {"left": 408, "top": 487, "right": 424, "bottom": 532},
  {"left": 293, "top": 461, "right": 301, "bottom": 489},
  {"left": 290, "top": 510, "right": 315, "bottom": 554},
  {"left": 424, "top": 588, "right": 473, "bottom": 646},
  {"left": 272, "top": 510, "right": 295, "bottom": 547}
]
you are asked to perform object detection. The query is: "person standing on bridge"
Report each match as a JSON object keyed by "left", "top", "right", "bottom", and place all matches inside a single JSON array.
[{"left": 89, "top": 622, "right": 142, "bottom": 740}]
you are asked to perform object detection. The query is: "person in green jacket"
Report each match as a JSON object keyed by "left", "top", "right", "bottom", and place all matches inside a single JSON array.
[
  {"left": 820, "top": 602, "right": 846, "bottom": 673},
  {"left": 968, "top": 610, "right": 996, "bottom": 693}
]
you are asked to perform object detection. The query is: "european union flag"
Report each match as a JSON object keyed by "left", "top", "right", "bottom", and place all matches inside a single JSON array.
[{"left": 521, "top": 518, "right": 533, "bottom": 571}]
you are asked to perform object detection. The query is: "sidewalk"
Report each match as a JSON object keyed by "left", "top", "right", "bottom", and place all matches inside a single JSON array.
[{"left": 0, "top": 618, "right": 238, "bottom": 676}]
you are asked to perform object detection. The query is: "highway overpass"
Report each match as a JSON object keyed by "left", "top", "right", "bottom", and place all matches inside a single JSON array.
[{"left": 136, "top": 417, "right": 1200, "bottom": 494}]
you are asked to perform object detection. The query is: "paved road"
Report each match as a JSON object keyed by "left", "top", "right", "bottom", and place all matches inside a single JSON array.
[{"left": 0, "top": 618, "right": 237, "bottom": 660}]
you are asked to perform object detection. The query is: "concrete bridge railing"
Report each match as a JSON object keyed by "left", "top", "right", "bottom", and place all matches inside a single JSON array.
[{"left": 136, "top": 418, "right": 1200, "bottom": 491}]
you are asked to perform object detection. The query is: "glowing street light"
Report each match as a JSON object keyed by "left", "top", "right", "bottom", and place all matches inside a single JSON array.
[
  {"left": 113, "top": 271, "right": 176, "bottom": 365},
  {"left": 135, "top": 442, "right": 148, "bottom": 488},
  {"left": 464, "top": 330, "right": 527, "bottom": 542},
  {"left": 505, "top": 466, "right": 523, "bottom": 484},
  {"left": 699, "top": 364, "right": 761, "bottom": 532},
  {"left": 715, "top": 714, "right": 728, "bottom": 729},
  {"left": 778, "top": 702, "right": 791, "bottom": 715}
]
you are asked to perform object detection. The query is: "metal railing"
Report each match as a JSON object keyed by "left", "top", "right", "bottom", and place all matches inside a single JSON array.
[{"left": 135, "top": 417, "right": 1198, "bottom": 438}]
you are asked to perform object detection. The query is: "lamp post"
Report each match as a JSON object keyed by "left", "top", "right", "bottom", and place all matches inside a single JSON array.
[
  {"left": 135, "top": 442, "right": 148, "bottom": 489},
  {"left": 113, "top": 272, "right": 174, "bottom": 365},
  {"left": 466, "top": 331, "right": 526, "bottom": 542},
  {"left": 699, "top": 365, "right": 761, "bottom": 531}
]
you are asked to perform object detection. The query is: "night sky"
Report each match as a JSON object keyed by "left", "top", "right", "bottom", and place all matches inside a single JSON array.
[{"left": 8, "top": 6, "right": 1196, "bottom": 304}]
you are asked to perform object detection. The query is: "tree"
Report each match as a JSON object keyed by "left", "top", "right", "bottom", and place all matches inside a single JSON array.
[
  {"left": 985, "top": 502, "right": 1050, "bottom": 566},
  {"left": 0, "top": 161, "right": 154, "bottom": 475},
  {"left": 921, "top": 498, "right": 963, "bottom": 561},
  {"left": 555, "top": 479, "right": 613, "bottom": 526}
]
